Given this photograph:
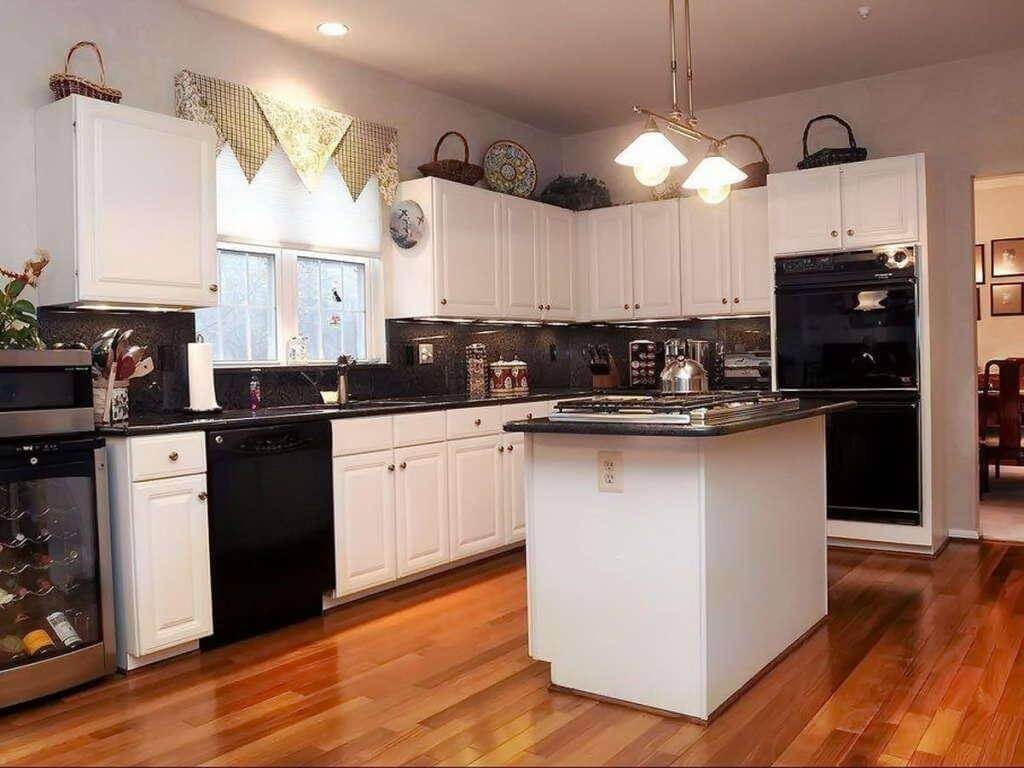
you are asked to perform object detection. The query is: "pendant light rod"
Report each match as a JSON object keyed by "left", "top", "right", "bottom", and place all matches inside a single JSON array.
[
  {"left": 668, "top": 0, "right": 679, "bottom": 115},
  {"left": 667, "top": 0, "right": 695, "bottom": 123},
  {"left": 683, "top": 0, "right": 695, "bottom": 124},
  {"left": 632, "top": 105, "right": 713, "bottom": 144}
]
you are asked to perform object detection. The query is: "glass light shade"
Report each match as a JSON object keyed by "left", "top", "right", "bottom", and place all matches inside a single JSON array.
[
  {"left": 615, "top": 125, "right": 688, "bottom": 169},
  {"left": 697, "top": 185, "right": 731, "bottom": 204},
  {"left": 682, "top": 152, "right": 748, "bottom": 190},
  {"left": 633, "top": 164, "right": 671, "bottom": 187}
]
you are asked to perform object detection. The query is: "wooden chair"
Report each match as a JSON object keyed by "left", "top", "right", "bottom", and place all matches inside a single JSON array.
[{"left": 980, "top": 359, "right": 1024, "bottom": 490}]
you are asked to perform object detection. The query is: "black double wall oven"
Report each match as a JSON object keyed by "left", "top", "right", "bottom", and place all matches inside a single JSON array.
[{"left": 774, "top": 247, "right": 921, "bottom": 527}]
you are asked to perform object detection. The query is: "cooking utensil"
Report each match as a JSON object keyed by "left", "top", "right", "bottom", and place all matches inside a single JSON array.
[
  {"left": 113, "top": 329, "right": 133, "bottom": 365},
  {"left": 115, "top": 356, "right": 136, "bottom": 381},
  {"left": 129, "top": 357, "right": 154, "bottom": 379}
]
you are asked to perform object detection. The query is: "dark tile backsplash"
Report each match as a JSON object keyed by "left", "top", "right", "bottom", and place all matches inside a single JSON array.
[{"left": 39, "top": 309, "right": 770, "bottom": 416}]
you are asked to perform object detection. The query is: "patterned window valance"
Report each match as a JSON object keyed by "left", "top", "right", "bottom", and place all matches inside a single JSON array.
[{"left": 174, "top": 70, "right": 399, "bottom": 204}]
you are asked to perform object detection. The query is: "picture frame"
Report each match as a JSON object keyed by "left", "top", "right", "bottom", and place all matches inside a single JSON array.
[
  {"left": 990, "top": 282, "right": 1024, "bottom": 316},
  {"left": 975, "top": 244, "right": 985, "bottom": 284},
  {"left": 991, "top": 237, "right": 1024, "bottom": 278}
]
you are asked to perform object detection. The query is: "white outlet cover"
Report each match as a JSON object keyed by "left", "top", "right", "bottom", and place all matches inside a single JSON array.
[{"left": 597, "top": 450, "right": 623, "bottom": 493}]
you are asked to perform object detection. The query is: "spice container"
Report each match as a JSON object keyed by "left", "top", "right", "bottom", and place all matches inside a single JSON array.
[
  {"left": 489, "top": 358, "right": 529, "bottom": 397},
  {"left": 466, "top": 343, "right": 487, "bottom": 398}
]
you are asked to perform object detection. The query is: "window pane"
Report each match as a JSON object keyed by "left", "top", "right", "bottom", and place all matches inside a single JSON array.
[
  {"left": 220, "top": 306, "right": 247, "bottom": 361},
  {"left": 248, "top": 307, "right": 275, "bottom": 361},
  {"left": 200, "top": 249, "right": 278, "bottom": 363},
  {"left": 297, "top": 254, "right": 368, "bottom": 361},
  {"left": 248, "top": 254, "right": 274, "bottom": 307},
  {"left": 319, "top": 261, "right": 344, "bottom": 306},
  {"left": 343, "top": 312, "right": 366, "bottom": 359},
  {"left": 219, "top": 251, "right": 248, "bottom": 306},
  {"left": 342, "top": 263, "right": 366, "bottom": 310}
]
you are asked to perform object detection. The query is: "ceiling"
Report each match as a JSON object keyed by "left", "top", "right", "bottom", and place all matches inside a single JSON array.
[{"left": 184, "top": 0, "right": 1024, "bottom": 134}]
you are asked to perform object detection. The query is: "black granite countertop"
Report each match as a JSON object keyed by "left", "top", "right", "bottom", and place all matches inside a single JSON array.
[
  {"left": 97, "top": 388, "right": 605, "bottom": 436},
  {"left": 502, "top": 400, "right": 856, "bottom": 438}
]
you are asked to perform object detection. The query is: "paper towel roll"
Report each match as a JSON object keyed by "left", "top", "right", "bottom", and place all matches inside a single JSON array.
[{"left": 186, "top": 343, "right": 221, "bottom": 412}]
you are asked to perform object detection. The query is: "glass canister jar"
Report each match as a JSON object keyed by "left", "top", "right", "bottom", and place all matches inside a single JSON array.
[{"left": 466, "top": 343, "right": 487, "bottom": 398}]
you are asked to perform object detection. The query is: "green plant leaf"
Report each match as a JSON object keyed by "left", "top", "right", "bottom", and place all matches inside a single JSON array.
[{"left": 5, "top": 280, "right": 26, "bottom": 300}]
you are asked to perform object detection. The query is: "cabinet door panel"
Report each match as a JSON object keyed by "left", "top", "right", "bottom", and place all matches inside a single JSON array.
[
  {"left": 448, "top": 436, "right": 504, "bottom": 559},
  {"left": 541, "top": 207, "right": 576, "bottom": 320},
  {"left": 436, "top": 181, "right": 503, "bottom": 317},
  {"left": 76, "top": 98, "right": 217, "bottom": 307},
  {"left": 131, "top": 475, "right": 212, "bottom": 654},
  {"left": 632, "top": 200, "right": 682, "bottom": 319},
  {"left": 840, "top": 156, "right": 919, "bottom": 248},
  {"left": 585, "top": 207, "right": 634, "bottom": 320},
  {"left": 395, "top": 443, "right": 450, "bottom": 577},
  {"left": 729, "top": 188, "right": 772, "bottom": 314},
  {"left": 503, "top": 433, "right": 526, "bottom": 543},
  {"left": 681, "top": 199, "right": 731, "bottom": 315},
  {"left": 767, "top": 166, "right": 842, "bottom": 254},
  {"left": 501, "top": 197, "right": 541, "bottom": 319},
  {"left": 333, "top": 451, "right": 397, "bottom": 596}
]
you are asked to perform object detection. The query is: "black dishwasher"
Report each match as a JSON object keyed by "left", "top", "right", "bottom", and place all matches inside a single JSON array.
[{"left": 202, "top": 421, "right": 334, "bottom": 648}]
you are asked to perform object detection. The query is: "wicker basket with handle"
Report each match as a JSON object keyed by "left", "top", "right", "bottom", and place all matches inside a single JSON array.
[
  {"left": 417, "top": 131, "right": 484, "bottom": 186},
  {"left": 797, "top": 114, "right": 866, "bottom": 169},
  {"left": 49, "top": 41, "right": 122, "bottom": 103}
]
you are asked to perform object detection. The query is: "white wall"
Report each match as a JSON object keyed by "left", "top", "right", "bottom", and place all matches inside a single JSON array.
[
  {"left": 562, "top": 47, "right": 1024, "bottom": 536},
  {"left": 975, "top": 176, "right": 1024, "bottom": 367},
  {"left": 0, "top": 0, "right": 563, "bottom": 276}
]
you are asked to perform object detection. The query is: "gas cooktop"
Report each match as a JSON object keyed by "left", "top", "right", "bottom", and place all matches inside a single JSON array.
[{"left": 550, "top": 392, "right": 800, "bottom": 425}]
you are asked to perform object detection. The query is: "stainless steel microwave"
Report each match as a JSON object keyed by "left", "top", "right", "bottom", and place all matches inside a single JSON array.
[{"left": 0, "top": 349, "right": 94, "bottom": 438}]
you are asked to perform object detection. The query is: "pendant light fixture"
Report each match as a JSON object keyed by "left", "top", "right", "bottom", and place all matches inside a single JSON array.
[{"left": 614, "top": 0, "right": 769, "bottom": 203}]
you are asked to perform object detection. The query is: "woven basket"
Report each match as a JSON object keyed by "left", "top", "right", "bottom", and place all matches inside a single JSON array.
[
  {"left": 418, "top": 131, "right": 484, "bottom": 186},
  {"left": 797, "top": 114, "right": 866, "bottom": 170},
  {"left": 49, "top": 41, "right": 122, "bottom": 103}
]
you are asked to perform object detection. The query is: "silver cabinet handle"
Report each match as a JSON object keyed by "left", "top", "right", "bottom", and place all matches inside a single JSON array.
[
  {"left": 830, "top": 230, "right": 839, "bottom": 238},
  {"left": 399, "top": 461, "right": 407, "bottom": 469},
  {"left": 387, "top": 464, "right": 395, "bottom": 472},
  {"left": 474, "top": 418, "right": 482, "bottom": 426},
  {"left": 198, "top": 492, "right": 208, "bottom": 501},
  {"left": 214, "top": 435, "right": 224, "bottom": 444},
  {"left": 209, "top": 284, "right": 219, "bottom": 293},
  {"left": 168, "top": 451, "right": 180, "bottom": 462}
]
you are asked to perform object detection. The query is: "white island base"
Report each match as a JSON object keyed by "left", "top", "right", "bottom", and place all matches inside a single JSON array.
[{"left": 524, "top": 416, "right": 828, "bottom": 723}]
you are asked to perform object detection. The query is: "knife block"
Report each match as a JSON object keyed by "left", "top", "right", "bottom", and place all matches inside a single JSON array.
[{"left": 591, "top": 356, "right": 622, "bottom": 389}]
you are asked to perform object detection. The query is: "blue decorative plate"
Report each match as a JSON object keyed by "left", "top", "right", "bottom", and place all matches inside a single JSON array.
[
  {"left": 389, "top": 200, "right": 426, "bottom": 249},
  {"left": 483, "top": 140, "right": 537, "bottom": 198}
]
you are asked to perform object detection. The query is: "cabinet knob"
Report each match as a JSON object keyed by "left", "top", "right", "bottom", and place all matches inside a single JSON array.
[
  {"left": 633, "top": 303, "right": 640, "bottom": 309},
  {"left": 830, "top": 230, "right": 839, "bottom": 238},
  {"left": 507, "top": 444, "right": 515, "bottom": 452},
  {"left": 474, "top": 418, "right": 482, "bottom": 426},
  {"left": 847, "top": 228, "right": 855, "bottom": 236},
  {"left": 198, "top": 492, "right": 207, "bottom": 502},
  {"left": 624, "top": 303, "right": 630, "bottom": 310},
  {"left": 387, "top": 464, "right": 395, "bottom": 472},
  {"left": 498, "top": 445, "right": 505, "bottom": 453},
  {"left": 733, "top": 297, "right": 740, "bottom": 303},
  {"left": 208, "top": 284, "right": 219, "bottom": 293},
  {"left": 214, "top": 435, "right": 224, "bottom": 445},
  {"left": 538, "top": 304, "right": 544, "bottom": 310},
  {"left": 440, "top": 298, "right": 448, "bottom": 305},
  {"left": 721, "top": 298, "right": 728, "bottom": 304},
  {"left": 526, "top": 412, "right": 533, "bottom": 419},
  {"left": 168, "top": 451, "right": 180, "bottom": 462},
  {"left": 399, "top": 461, "right": 407, "bottom": 470}
]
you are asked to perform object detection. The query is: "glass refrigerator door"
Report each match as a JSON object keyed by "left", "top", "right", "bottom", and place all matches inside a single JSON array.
[{"left": 0, "top": 450, "right": 101, "bottom": 668}]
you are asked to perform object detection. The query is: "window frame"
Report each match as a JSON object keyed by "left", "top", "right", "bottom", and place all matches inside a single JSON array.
[{"left": 207, "top": 239, "right": 383, "bottom": 368}]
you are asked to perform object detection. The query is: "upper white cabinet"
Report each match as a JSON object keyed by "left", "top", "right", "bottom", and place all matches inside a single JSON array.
[
  {"left": 389, "top": 177, "right": 575, "bottom": 320},
  {"left": 681, "top": 198, "right": 731, "bottom": 315},
  {"left": 631, "top": 200, "right": 682, "bottom": 319},
  {"left": 768, "top": 154, "right": 921, "bottom": 255},
  {"left": 35, "top": 96, "right": 217, "bottom": 308},
  {"left": 728, "top": 188, "right": 772, "bottom": 314},
  {"left": 581, "top": 205, "right": 634, "bottom": 321}
]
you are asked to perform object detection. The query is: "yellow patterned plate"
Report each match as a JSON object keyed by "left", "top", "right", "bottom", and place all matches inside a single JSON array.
[{"left": 483, "top": 140, "right": 537, "bottom": 198}]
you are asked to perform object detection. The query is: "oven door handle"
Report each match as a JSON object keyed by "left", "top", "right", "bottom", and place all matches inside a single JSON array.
[{"left": 774, "top": 277, "right": 916, "bottom": 294}]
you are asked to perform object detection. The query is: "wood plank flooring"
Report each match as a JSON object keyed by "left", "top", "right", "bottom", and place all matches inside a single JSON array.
[{"left": 2, "top": 542, "right": 1024, "bottom": 765}]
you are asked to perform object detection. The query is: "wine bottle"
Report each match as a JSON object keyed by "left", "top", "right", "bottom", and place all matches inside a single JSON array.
[
  {"left": 13, "top": 612, "right": 56, "bottom": 658},
  {"left": 46, "top": 612, "right": 84, "bottom": 649},
  {"left": 0, "top": 633, "right": 27, "bottom": 664}
]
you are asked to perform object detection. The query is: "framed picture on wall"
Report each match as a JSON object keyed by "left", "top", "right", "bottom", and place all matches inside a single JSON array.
[
  {"left": 991, "top": 238, "right": 1024, "bottom": 277},
  {"left": 975, "top": 244, "right": 985, "bottom": 284},
  {"left": 991, "top": 282, "right": 1024, "bottom": 316}
]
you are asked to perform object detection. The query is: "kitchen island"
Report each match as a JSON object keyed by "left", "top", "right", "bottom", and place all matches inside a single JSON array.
[{"left": 504, "top": 399, "right": 854, "bottom": 723}]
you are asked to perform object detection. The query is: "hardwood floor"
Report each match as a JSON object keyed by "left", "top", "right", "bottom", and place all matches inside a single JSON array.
[{"left": 2, "top": 541, "right": 1024, "bottom": 766}]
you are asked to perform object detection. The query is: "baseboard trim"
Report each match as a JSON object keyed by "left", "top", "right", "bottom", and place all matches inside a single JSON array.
[{"left": 948, "top": 528, "right": 981, "bottom": 541}]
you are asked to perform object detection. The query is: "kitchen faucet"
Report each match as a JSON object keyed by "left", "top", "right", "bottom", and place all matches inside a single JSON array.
[{"left": 336, "top": 355, "right": 354, "bottom": 405}]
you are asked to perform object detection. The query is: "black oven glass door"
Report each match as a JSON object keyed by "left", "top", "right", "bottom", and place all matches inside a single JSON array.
[
  {"left": 775, "top": 281, "right": 918, "bottom": 390},
  {"left": 0, "top": 368, "right": 91, "bottom": 413},
  {"left": 826, "top": 399, "right": 921, "bottom": 526},
  {"left": 0, "top": 449, "right": 103, "bottom": 669}
]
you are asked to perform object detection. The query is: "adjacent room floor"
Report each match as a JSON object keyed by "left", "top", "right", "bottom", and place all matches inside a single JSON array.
[
  {"left": 981, "top": 465, "right": 1024, "bottom": 543},
  {"left": 1, "top": 542, "right": 1022, "bottom": 766}
]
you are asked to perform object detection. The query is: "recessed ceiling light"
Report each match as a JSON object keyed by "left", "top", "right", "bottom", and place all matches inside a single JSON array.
[{"left": 316, "top": 22, "right": 350, "bottom": 37}]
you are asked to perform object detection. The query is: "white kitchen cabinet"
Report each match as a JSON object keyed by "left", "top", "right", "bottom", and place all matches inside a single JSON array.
[
  {"left": 333, "top": 450, "right": 397, "bottom": 596},
  {"left": 502, "top": 433, "right": 527, "bottom": 543},
  {"left": 35, "top": 95, "right": 218, "bottom": 308},
  {"left": 539, "top": 206, "right": 576, "bottom": 321},
  {"left": 436, "top": 181, "right": 503, "bottom": 317},
  {"left": 728, "top": 188, "right": 772, "bottom": 313},
  {"left": 839, "top": 155, "right": 919, "bottom": 248},
  {"left": 394, "top": 443, "right": 449, "bottom": 577},
  {"left": 128, "top": 474, "right": 212, "bottom": 656},
  {"left": 681, "top": 198, "right": 731, "bottom": 315},
  {"left": 448, "top": 435, "right": 505, "bottom": 559},
  {"left": 767, "top": 165, "right": 843, "bottom": 255},
  {"left": 501, "top": 196, "right": 542, "bottom": 319},
  {"left": 583, "top": 206, "right": 634, "bottom": 321},
  {"left": 631, "top": 200, "right": 682, "bottom": 319}
]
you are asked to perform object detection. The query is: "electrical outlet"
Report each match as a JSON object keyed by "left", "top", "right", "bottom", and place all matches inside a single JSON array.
[
  {"left": 597, "top": 451, "right": 623, "bottom": 493},
  {"left": 418, "top": 343, "right": 434, "bottom": 364}
]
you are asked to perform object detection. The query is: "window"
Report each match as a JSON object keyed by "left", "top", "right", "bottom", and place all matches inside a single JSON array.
[{"left": 197, "top": 245, "right": 377, "bottom": 365}]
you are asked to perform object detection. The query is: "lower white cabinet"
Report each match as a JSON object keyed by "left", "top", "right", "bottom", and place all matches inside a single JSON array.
[
  {"left": 448, "top": 435, "right": 505, "bottom": 559},
  {"left": 129, "top": 474, "right": 213, "bottom": 655},
  {"left": 333, "top": 450, "right": 397, "bottom": 596},
  {"left": 395, "top": 443, "right": 450, "bottom": 577},
  {"left": 503, "top": 433, "right": 526, "bottom": 543}
]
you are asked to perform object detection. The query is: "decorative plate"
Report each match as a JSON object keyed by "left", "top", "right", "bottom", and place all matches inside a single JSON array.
[
  {"left": 389, "top": 200, "right": 426, "bottom": 249},
  {"left": 483, "top": 140, "right": 537, "bottom": 197}
]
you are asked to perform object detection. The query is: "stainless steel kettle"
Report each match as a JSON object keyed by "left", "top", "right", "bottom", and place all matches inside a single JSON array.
[{"left": 660, "top": 356, "right": 708, "bottom": 394}]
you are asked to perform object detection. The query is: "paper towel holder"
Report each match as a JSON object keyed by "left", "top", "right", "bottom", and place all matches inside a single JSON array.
[{"left": 183, "top": 337, "right": 223, "bottom": 414}]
